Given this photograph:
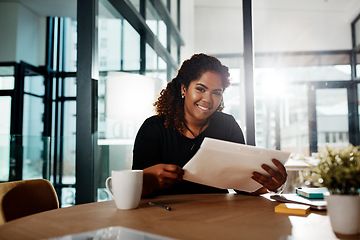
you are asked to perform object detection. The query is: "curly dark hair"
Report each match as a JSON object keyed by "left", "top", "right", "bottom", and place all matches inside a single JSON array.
[{"left": 154, "top": 53, "right": 230, "bottom": 133}]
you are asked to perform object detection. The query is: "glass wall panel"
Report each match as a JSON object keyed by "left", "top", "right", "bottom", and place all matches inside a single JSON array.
[
  {"left": 170, "top": 0, "right": 178, "bottom": 26},
  {"left": 253, "top": 64, "right": 351, "bottom": 155},
  {"left": 96, "top": 0, "right": 181, "bottom": 202},
  {"left": 24, "top": 75, "right": 44, "bottom": 95},
  {"left": 22, "top": 136, "right": 50, "bottom": 180},
  {"left": 146, "top": 43, "right": 157, "bottom": 71},
  {"left": 97, "top": 72, "right": 166, "bottom": 200},
  {"left": 64, "top": 77, "right": 77, "bottom": 97},
  {"left": 0, "top": 134, "right": 10, "bottom": 181},
  {"left": 0, "top": 76, "right": 14, "bottom": 90},
  {"left": 0, "top": 66, "right": 14, "bottom": 77},
  {"left": 170, "top": 37, "right": 178, "bottom": 63},
  {"left": 316, "top": 88, "right": 349, "bottom": 150},
  {"left": 158, "top": 57, "right": 167, "bottom": 77},
  {"left": 123, "top": 21, "right": 140, "bottom": 71},
  {"left": 146, "top": 0, "right": 167, "bottom": 48},
  {"left": 62, "top": 101, "right": 76, "bottom": 185},
  {"left": 63, "top": 18, "right": 77, "bottom": 72},
  {"left": 61, "top": 187, "right": 75, "bottom": 207},
  {"left": 223, "top": 69, "right": 243, "bottom": 124},
  {"left": 145, "top": 44, "right": 167, "bottom": 81},
  {"left": 98, "top": 18, "right": 122, "bottom": 71},
  {"left": 128, "top": 0, "right": 140, "bottom": 12},
  {"left": 23, "top": 94, "right": 44, "bottom": 137},
  {"left": 0, "top": 96, "right": 11, "bottom": 181},
  {"left": 217, "top": 56, "right": 246, "bottom": 136},
  {"left": 61, "top": 134, "right": 76, "bottom": 185},
  {"left": 252, "top": 0, "right": 359, "bottom": 156},
  {"left": 0, "top": 97, "right": 11, "bottom": 135}
]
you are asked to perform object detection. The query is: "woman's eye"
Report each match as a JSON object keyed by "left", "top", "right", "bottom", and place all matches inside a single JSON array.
[
  {"left": 214, "top": 91, "right": 222, "bottom": 96},
  {"left": 196, "top": 87, "right": 205, "bottom": 92}
]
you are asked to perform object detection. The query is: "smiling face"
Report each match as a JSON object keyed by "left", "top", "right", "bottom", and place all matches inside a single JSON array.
[{"left": 182, "top": 71, "right": 224, "bottom": 125}]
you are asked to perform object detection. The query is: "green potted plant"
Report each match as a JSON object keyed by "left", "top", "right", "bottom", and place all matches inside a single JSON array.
[{"left": 302, "top": 144, "right": 360, "bottom": 235}]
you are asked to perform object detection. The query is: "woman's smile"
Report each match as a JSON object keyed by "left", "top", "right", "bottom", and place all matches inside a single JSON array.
[{"left": 196, "top": 103, "right": 212, "bottom": 111}]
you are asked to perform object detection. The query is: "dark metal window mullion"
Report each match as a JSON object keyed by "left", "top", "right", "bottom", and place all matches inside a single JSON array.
[
  {"left": 349, "top": 14, "right": 360, "bottom": 146},
  {"left": 140, "top": 0, "right": 146, "bottom": 75},
  {"left": 307, "top": 83, "right": 317, "bottom": 154},
  {"left": 347, "top": 84, "right": 359, "bottom": 146},
  {"left": 43, "top": 17, "right": 55, "bottom": 180},
  {"left": 120, "top": 19, "right": 124, "bottom": 70},
  {"left": 52, "top": 16, "right": 63, "bottom": 200},
  {"left": 242, "top": 0, "right": 256, "bottom": 146},
  {"left": 9, "top": 62, "right": 25, "bottom": 181},
  {"left": 177, "top": 0, "right": 180, "bottom": 65}
]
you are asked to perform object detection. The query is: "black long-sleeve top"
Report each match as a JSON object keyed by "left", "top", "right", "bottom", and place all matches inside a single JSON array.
[{"left": 132, "top": 111, "right": 245, "bottom": 195}]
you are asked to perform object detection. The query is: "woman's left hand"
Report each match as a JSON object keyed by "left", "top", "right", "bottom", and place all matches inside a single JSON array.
[{"left": 251, "top": 158, "right": 287, "bottom": 192}]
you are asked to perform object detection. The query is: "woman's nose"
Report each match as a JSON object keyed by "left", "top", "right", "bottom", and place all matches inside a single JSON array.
[{"left": 202, "top": 92, "right": 212, "bottom": 103}]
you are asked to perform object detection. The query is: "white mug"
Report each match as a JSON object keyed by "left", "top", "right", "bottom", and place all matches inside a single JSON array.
[{"left": 105, "top": 170, "right": 143, "bottom": 210}]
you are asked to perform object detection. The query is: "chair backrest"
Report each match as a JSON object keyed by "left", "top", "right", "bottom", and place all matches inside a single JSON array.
[{"left": 0, "top": 179, "right": 59, "bottom": 225}]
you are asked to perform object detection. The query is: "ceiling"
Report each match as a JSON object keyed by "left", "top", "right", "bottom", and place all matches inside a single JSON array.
[
  {"left": 2, "top": 0, "right": 360, "bottom": 23},
  {"left": 195, "top": 0, "right": 360, "bottom": 22},
  {"left": 0, "top": 0, "right": 77, "bottom": 18}
]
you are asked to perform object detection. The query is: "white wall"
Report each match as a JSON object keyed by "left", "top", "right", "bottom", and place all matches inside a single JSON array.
[
  {"left": 194, "top": 5, "right": 243, "bottom": 54},
  {"left": 181, "top": 0, "right": 360, "bottom": 56},
  {"left": 253, "top": 8, "right": 352, "bottom": 52},
  {"left": 0, "top": 3, "right": 18, "bottom": 62},
  {"left": 0, "top": 2, "right": 44, "bottom": 66}
]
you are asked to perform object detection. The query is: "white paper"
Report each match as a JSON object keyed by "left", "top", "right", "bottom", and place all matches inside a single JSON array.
[{"left": 183, "top": 137, "right": 291, "bottom": 192}]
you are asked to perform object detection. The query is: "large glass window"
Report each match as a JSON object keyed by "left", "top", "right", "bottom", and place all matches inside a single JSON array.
[
  {"left": 0, "top": 97, "right": 11, "bottom": 181},
  {"left": 63, "top": 18, "right": 77, "bottom": 72},
  {"left": 97, "top": 1, "right": 181, "bottom": 203},
  {"left": 97, "top": 72, "right": 166, "bottom": 201},
  {"left": 145, "top": 44, "right": 167, "bottom": 81},
  {"left": 217, "top": 56, "right": 246, "bottom": 137},
  {"left": 0, "top": 97, "right": 11, "bottom": 135},
  {"left": 146, "top": 0, "right": 167, "bottom": 48},
  {"left": 0, "top": 76, "right": 14, "bottom": 90},
  {"left": 250, "top": 1, "right": 358, "bottom": 155},
  {"left": 123, "top": 21, "right": 141, "bottom": 71},
  {"left": 253, "top": 63, "right": 352, "bottom": 154},
  {"left": 98, "top": 18, "right": 121, "bottom": 71}
]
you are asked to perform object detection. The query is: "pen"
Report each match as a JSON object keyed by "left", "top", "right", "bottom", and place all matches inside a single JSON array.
[{"left": 148, "top": 202, "right": 172, "bottom": 211}]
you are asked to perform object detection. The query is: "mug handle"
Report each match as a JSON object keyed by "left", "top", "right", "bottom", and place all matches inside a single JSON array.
[{"left": 105, "top": 177, "right": 115, "bottom": 199}]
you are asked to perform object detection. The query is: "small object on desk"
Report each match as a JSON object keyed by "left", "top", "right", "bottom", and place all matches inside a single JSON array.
[
  {"left": 274, "top": 203, "right": 310, "bottom": 215},
  {"left": 149, "top": 202, "right": 172, "bottom": 211},
  {"left": 295, "top": 187, "right": 329, "bottom": 199},
  {"left": 270, "top": 194, "right": 327, "bottom": 210}
]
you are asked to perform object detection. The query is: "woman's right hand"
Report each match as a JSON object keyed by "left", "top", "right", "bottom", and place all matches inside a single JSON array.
[{"left": 142, "top": 164, "right": 184, "bottom": 196}]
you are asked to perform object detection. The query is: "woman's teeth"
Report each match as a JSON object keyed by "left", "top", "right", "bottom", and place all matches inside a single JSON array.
[{"left": 197, "top": 105, "right": 210, "bottom": 111}]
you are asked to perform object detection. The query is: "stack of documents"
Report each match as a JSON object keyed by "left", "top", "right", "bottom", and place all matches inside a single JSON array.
[{"left": 183, "top": 137, "right": 291, "bottom": 192}]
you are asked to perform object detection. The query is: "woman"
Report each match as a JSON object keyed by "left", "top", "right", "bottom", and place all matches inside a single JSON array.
[{"left": 132, "top": 53, "right": 287, "bottom": 196}]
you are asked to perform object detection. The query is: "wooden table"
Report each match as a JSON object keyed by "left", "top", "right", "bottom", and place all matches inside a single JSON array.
[{"left": 0, "top": 193, "right": 357, "bottom": 240}]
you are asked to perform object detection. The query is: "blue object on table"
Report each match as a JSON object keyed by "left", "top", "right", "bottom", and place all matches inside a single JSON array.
[{"left": 295, "top": 187, "right": 329, "bottom": 199}]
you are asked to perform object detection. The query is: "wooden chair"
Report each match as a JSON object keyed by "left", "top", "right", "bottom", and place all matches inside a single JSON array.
[{"left": 0, "top": 179, "right": 59, "bottom": 225}]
